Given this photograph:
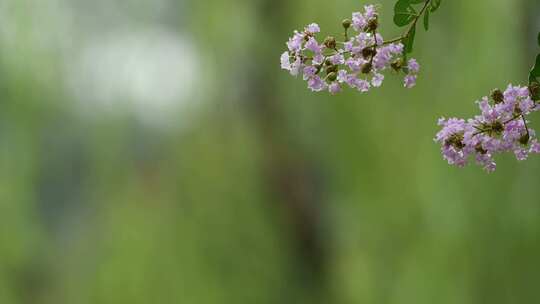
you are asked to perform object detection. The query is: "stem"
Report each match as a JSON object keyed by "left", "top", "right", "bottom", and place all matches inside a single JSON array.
[
  {"left": 382, "top": 36, "right": 404, "bottom": 45},
  {"left": 369, "top": 28, "right": 378, "bottom": 66},
  {"left": 504, "top": 114, "right": 522, "bottom": 124},
  {"left": 368, "top": 0, "right": 432, "bottom": 48},
  {"left": 405, "top": 0, "right": 431, "bottom": 38}
]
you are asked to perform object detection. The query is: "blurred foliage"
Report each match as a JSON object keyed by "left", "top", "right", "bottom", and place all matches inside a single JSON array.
[{"left": 1, "top": 0, "right": 540, "bottom": 303}]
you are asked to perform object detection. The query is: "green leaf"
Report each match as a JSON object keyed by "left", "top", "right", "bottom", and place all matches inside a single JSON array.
[
  {"left": 410, "top": 0, "right": 426, "bottom": 3},
  {"left": 403, "top": 25, "right": 417, "bottom": 54},
  {"left": 537, "top": 31, "right": 540, "bottom": 47},
  {"left": 529, "top": 53, "right": 540, "bottom": 83},
  {"left": 423, "top": 9, "right": 430, "bottom": 31},
  {"left": 394, "top": 0, "right": 416, "bottom": 27},
  {"left": 430, "top": 0, "right": 442, "bottom": 12}
]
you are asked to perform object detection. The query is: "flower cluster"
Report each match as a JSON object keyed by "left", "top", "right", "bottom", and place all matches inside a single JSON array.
[
  {"left": 280, "top": 5, "right": 420, "bottom": 94},
  {"left": 435, "top": 85, "right": 540, "bottom": 172}
]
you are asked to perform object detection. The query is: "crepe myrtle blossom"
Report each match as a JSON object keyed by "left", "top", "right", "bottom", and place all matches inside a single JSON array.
[
  {"left": 280, "top": 5, "right": 420, "bottom": 94},
  {"left": 435, "top": 84, "right": 540, "bottom": 172},
  {"left": 404, "top": 59, "right": 419, "bottom": 88}
]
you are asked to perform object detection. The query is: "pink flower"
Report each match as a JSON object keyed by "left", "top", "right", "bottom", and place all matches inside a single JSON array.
[
  {"left": 404, "top": 75, "right": 417, "bottom": 88},
  {"left": 436, "top": 85, "right": 540, "bottom": 172},
  {"left": 280, "top": 5, "right": 422, "bottom": 94}
]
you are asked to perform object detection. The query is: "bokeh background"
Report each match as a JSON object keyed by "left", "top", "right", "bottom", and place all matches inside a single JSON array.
[{"left": 2, "top": 0, "right": 540, "bottom": 303}]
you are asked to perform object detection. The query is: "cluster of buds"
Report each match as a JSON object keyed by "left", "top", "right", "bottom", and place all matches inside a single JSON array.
[
  {"left": 280, "top": 5, "right": 420, "bottom": 94},
  {"left": 435, "top": 84, "right": 540, "bottom": 172}
]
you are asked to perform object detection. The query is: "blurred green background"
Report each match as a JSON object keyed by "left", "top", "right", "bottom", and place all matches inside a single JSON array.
[{"left": 1, "top": 0, "right": 540, "bottom": 303}]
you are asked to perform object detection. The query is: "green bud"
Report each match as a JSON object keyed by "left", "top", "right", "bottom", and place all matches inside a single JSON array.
[
  {"left": 475, "top": 144, "right": 487, "bottom": 155},
  {"left": 514, "top": 104, "right": 522, "bottom": 116},
  {"left": 490, "top": 121, "right": 504, "bottom": 135},
  {"left": 520, "top": 133, "right": 530, "bottom": 145},
  {"left": 491, "top": 89, "right": 504, "bottom": 104},
  {"left": 445, "top": 133, "right": 465, "bottom": 149},
  {"left": 327, "top": 72, "right": 337, "bottom": 82},
  {"left": 529, "top": 82, "right": 540, "bottom": 101},
  {"left": 391, "top": 59, "right": 403, "bottom": 72},
  {"left": 342, "top": 19, "right": 351, "bottom": 29},
  {"left": 367, "top": 18, "right": 378, "bottom": 32},
  {"left": 361, "top": 62, "right": 373, "bottom": 74},
  {"left": 361, "top": 47, "right": 376, "bottom": 59},
  {"left": 326, "top": 65, "right": 338, "bottom": 74},
  {"left": 324, "top": 36, "right": 337, "bottom": 49}
]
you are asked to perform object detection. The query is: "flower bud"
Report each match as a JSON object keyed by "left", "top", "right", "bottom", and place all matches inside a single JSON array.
[
  {"left": 514, "top": 104, "right": 522, "bottom": 115},
  {"left": 367, "top": 18, "right": 378, "bottom": 32},
  {"left": 491, "top": 89, "right": 504, "bottom": 104},
  {"left": 491, "top": 121, "right": 504, "bottom": 134},
  {"left": 326, "top": 65, "right": 338, "bottom": 74},
  {"left": 324, "top": 36, "right": 337, "bottom": 49},
  {"left": 519, "top": 133, "right": 530, "bottom": 145},
  {"left": 361, "top": 47, "right": 376, "bottom": 59},
  {"left": 361, "top": 62, "right": 373, "bottom": 74},
  {"left": 475, "top": 144, "right": 487, "bottom": 155},
  {"left": 529, "top": 82, "right": 540, "bottom": 101},
  {"left": 342, "top": 19, "right": 351, "bottom": 29},
  {"left": 391, "top": 59, "right": 403, "bottom": 72},
  {"left": 327, "top": 72, "right": 337, "bottom": 82},
  {"left": 445, "top": 133, "right": 465, "bottom": 149}
]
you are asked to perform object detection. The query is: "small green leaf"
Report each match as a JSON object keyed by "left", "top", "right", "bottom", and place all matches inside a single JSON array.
[
  {"left": 409, "top": 0, "right": 425, "bottom": 4},
  {"left": 403, "top": 25, "right": 417, "bottom": 54},
  {"left": 529, "top": 53, "right": 540, "bottom": 83},
  {"left": 430, "top": 0, "right": 441, "bottom": 12},
  {"left": 423, "top": 9, "right": 430, "bottom": 31},
  {"left": 394, "top": 0, "right": 415, "bottom": 27}
]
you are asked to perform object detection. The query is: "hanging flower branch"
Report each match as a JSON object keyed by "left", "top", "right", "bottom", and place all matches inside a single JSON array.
[
  {"left": 434, "top": 33, "right": 540, "bottom": 172},
  {"left": 280, "top": 0, "right": 442, "bottom": 94}
]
